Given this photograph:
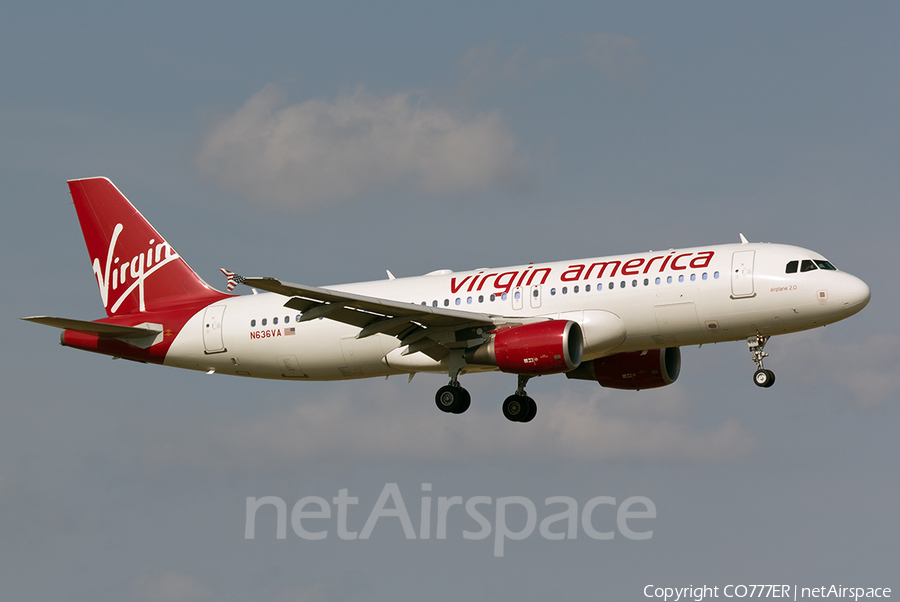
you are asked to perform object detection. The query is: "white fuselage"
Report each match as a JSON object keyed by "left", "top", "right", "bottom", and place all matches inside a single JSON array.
[{"left": 163, "top": 242, "right": 870, "bottom": 381}]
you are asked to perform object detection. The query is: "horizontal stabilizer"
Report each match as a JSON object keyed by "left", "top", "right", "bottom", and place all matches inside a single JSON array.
[{"left": 21, "top": 316, "right": 162, "bottom": 339}]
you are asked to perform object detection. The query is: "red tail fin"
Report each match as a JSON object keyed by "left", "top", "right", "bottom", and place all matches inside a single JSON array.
[{"left": 68, "top": 178, "right": 231, "bottom": 316}]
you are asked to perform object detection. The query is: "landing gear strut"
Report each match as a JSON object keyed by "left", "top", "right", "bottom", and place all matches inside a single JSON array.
[
  {"left": 748, "top": 333, "right": 775, "bottom": 388},
  {"left": 502, "top": 375, "right": 537, "bottom": 423}
]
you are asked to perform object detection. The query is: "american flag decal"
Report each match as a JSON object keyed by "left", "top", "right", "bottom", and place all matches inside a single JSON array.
[
  {"left": 219, "top": 268, "right": 245, "bottom": 292},
  {"left": 285, "top": 327, "right": 296, "bottom": 336}
]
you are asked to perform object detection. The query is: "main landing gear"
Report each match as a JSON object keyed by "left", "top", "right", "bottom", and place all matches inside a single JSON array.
[
  {"left": 502, "top": 375, "right": 537, "bottom": 423},
  {"left": 434, "top": 382, "right": 471, "bottom": 414},
  {"left": 433, "top": 357, "right": 537, "bottom": 422},
  {"left": 434, "top": 353, "right": 471, "bottom": 414},
  {"left": 748, "top": 333, "right": 775, "bottom": 388}
]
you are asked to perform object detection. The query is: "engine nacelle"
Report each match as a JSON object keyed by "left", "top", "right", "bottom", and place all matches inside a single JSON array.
[
  {"left": 566, "top": 347, "right": 681, "bottom": 390},
  {"left": 466, "top": 320, "right": 584, "bottom": 375}
]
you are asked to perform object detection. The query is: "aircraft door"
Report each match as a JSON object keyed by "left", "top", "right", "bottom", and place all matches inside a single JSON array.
[
  {"left": 731, "top": 250, "right": 756, "bottom": 298},
  {"left": 202, "top": 305, "right": 226, "bottom": 353}
]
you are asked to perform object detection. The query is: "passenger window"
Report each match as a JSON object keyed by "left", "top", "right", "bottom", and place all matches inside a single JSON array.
[
  {"left": 562, "top": 287, "right": 568, "bottom": 294},
  {"left": 786, "top": 260, "right": 798, "bottom": 274},
  {"left": 585, "top": 284, "right": 591, "bottom": 292},
  {"left": 550, "top": 288, "right": 556, "bottom": 296},
  {"left": 573, "top": 286, "right": 579, "bottom": 293},
  {"left": 273, "top": 317, "right": 278, "bottom": 325},
  {"left": 632, "top": 280, "right": 637, "bottom": 287},
  {"left": 690, "top": 274, "right": 696, "bottom": 281},
  {"left": 296, "top": 315, "right": 301, "bottom": 322},
  {"left": 250, "top": 319, "right": 256, "bottom": 327},
  {"left": 800, "top": 260, "right": 818, "bottom": 272},
  {"left": 667, "top": 276, "right": 673, "bottom": 284},
  {"left": 479, "top": 295, "right": 484, "bottom": 303},
  {"left": 285, "top": 316, "right": 289, "bottom": 324},
  {"left": 262, "top": 318, "right": 267, "bottom": 326}
]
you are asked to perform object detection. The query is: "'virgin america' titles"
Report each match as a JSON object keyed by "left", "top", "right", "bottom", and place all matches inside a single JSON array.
[
  {"left": 450, "top": 251, "right": 716, "bottom": 295},
  {"left": 92, "top": 223, "right": 181, "bottom": 314}
]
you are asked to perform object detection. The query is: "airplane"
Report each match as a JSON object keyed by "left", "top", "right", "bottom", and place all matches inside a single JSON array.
[{"left": 23, "top": 178, "right": 871, "bottom": 423}]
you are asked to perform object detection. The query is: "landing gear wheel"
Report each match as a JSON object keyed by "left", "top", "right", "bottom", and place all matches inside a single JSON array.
[
  {"left": 503, "top": 394, "right": 537, "bottom": 422},
  {"left": 753, "top": 369, "right": 776, "bottom": 388},
  {"left": 520, "top": 396, "right": 537, "bottom": 423},
  {"left": 435, "top": 385, "right": 470, "bottom": 414},
  {"left": 457, "top": 388, "right": 471, "bottom": 413}
]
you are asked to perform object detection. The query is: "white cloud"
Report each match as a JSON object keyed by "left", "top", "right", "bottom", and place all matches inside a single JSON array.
[
  {"left": 141, "top": 381, "right": 753, "bottom": 471},
  {"left": 195, "top": 85, "right": 528, "bottom": 210}
]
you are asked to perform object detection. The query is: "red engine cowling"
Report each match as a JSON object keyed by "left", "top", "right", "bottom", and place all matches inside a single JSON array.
[
  {"left": 566, "top": 347, "right": 681, "bottom": 390},
  {"left": 466, "top": 320, "right": 584, "bottom": 375}
]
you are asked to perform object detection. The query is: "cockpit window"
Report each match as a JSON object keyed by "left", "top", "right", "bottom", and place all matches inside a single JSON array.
[
  {"left": 785, "top": 260, "right": 798, "bottom": 274},
  {"left": 800, "top": 259, "right": 818, "bottom": 272},
  {"left": 814, "top": 260, "right": 837, "bottom": 271}
]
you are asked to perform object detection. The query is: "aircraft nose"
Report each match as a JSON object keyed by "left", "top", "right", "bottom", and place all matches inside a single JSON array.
[{"left": 841, "top": 274, "right": 871, "bottom": 315}]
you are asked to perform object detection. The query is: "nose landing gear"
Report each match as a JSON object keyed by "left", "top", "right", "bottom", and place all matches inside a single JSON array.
[{"left": 748, "top": 333, "right": 775, "bottom": 388}]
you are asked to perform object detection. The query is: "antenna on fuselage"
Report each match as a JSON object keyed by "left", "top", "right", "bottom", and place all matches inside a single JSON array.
[{"left": 739, "top": 233, "right": 749, "bottom": 244}]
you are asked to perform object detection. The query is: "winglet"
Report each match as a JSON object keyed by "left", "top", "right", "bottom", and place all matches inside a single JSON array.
[
  {"left": 739, "top": 233, "right": 749, "bottom": 244},
  {"left": 220, "top": 268, "right": 245, "bottom": 292}
]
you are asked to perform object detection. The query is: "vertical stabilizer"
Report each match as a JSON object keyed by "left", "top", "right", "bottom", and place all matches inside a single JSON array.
[{"left": 68, "top": 178, "right": 231, "bottom": 316}]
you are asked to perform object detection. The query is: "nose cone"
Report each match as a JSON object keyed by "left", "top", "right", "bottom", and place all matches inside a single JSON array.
[{"left": 841, "top": 274, "right": 871, "bottom": 315}]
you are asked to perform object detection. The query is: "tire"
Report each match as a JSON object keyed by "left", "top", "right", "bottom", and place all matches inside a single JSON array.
[
  {"left": 454, "top": 388, "right": 471, "bottom": 414},
  {"left": 519, "top": 396, "right": 537, "bottom": 423},
  {"left": 435, "top": 385, "right": 459, "bottom": 412},
  {"left": 502, "top": 395, "right": 527, "bottom": 421},
  {"left": 435, "top": 385, "right": 470, "bottom": 414},
  {"left": 753, "top": 369, "right": 775, "bottom": 388}
]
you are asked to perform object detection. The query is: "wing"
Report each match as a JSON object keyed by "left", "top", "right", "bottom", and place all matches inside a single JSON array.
[{"left": 240, "top": 277, "right": 538, "bottom": 360}]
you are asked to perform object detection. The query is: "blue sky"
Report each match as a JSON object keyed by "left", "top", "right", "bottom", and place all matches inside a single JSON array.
[{"left": 2, "top": 2, "right": 898, "bottom": 600}]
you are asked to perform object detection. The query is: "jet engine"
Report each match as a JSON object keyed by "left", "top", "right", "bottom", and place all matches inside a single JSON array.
[
  {"left": 466, "top": 320, "right": 583, "bottom": 375},
  {"left": 566, "top": 347, "right": 681, "bottom": 390}
]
